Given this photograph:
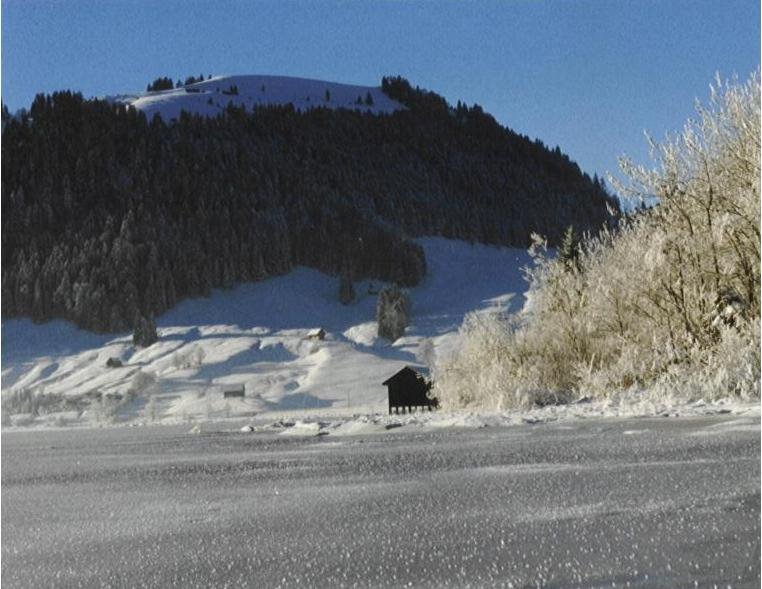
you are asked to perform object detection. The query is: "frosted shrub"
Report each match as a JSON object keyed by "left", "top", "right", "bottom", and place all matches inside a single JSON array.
[
  {"left": 128, "top": 370, "right": 157, "bottom": 396},
  {"left": 93, "top": 394, "right": 122, "bottom": 424},
  {"left": 417, "top": 338, "right": 436, "bottom": 370},
  {"left": 192, "top": 346, "right": 206, "bottom": 366},
  {"left": 1, "top": 387, "right": 61, "bottom": 416},
  {"left": 436, "top": 72, "right": 760, "bottom": 409},
  {"left": 650, "top": 317, "right": 760, "bottom": 403},
  {"left": 170, "top": 350, "right": 185, "bottom": 370},
  {"left": 434, "top": 312, "right": 537, "bottom": 410},
  {"left": 170, "top": 346, "right": 204, "bottom": 370},
  {"left": 144, "top": 394, "right": 159, "bottom": 422},
  {"left": 2, "top": 388, "right": 37, "bottom": 416}
]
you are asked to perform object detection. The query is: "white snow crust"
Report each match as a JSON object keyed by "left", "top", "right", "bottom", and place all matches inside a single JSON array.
[{"left": 108, "top": 75, "right": 403, "bottom": 122}]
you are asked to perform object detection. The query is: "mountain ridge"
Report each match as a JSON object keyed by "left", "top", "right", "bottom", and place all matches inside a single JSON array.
[
  {"left": 1, "top": 75, "right": 618, "bottom": 332},
  {"left": 108, "top": 74, "right": 405, "bottom": 121}
]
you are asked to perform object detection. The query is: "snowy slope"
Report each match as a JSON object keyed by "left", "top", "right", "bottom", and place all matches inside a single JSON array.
[
  {"left": 1, "top": 238, "right": 530, "bottom": 426},
  {"left": 109, "top": 75, "right": 403, "bottom": 121}
]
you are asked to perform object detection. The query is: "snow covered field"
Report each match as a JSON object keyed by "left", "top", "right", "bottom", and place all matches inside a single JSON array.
[
  {"left": 108, "top": 74, "right": 403, "bottom": 121},
  {"left": 1, "top": 238, "right": 532, "bottom": 428},
  {"left": 3, "top": 237, "right": 759, "bottom": 431},
  {"left": 3, "top": 239, "right": 759, "bottom": 588},
  {"left": 2, "top": 414, "right": 759, "bottom": 587}
]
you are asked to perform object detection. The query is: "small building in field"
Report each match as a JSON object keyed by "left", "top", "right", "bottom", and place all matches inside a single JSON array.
[
  {"left": 306, "top": 328, "right": 326, "bottom": 341},
  {"left": 383, "top": 366, "right": 438, "bottom": 414},
  {"left": 105, "top": 357, "right": 123, "bottom": 368},
  {"left": 223, "top": 386, "right": 245, "bottom": 399}
]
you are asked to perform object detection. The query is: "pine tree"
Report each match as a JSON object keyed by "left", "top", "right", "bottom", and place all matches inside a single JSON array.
[
  {"left": 558, "top": 225, "right": 581, "bottom": 272},
  {"left": 146, "top": 77, "right": 173, "bottom": 92},
  {"left": 377, "top": 284, "right": 411, "bottom": 341},
  {"left": 339, "top": 272, "right": 355, "bottom": 305},
  {"left": 133, "top": 313, "right": 158, "bottom": 347}
]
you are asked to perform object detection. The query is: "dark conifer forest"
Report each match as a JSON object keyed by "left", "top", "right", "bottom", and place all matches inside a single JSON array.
[{"left": 2, "top": 77, "right": 618, "bottom": 332}]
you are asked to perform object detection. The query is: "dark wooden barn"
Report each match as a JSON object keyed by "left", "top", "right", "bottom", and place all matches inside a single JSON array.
[
  {"left": 223, "top": 386, "right": 245, "bottom": 398},
  {"left": 383, "top": 366, "right": 438, "bottom": 414}
]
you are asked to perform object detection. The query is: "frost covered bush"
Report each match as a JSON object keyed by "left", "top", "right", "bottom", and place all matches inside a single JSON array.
[
  {"left": 433, "top": 311, "right": 543, "bottom": 410},
  {"left": 435, "top": 72, "right": 760, "bottom": 409},
  {"left": 91, "top": 393, "right": 125, "bottom": 424},
  {"left": 143, "top": 394, "right": 159, "bottom": 422},
  {"left": 1, "top": 387, "right": 61, "bottom": 417},
  {"left": 170, "top": 345, "right": 205, "bottom": 370},
  {"left": 127, "top": 370, "right": 158, "bottom": 396}
]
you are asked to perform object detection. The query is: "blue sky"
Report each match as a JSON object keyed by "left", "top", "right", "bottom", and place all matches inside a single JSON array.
[{"left": 2, "top": 0, "right": 759, "bottom": 184}]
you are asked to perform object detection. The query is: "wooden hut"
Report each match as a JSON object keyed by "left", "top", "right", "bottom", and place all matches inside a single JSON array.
[
  {"left": 382, "top": 367, "right": 438, "bottom": 414},
  {"left": 306, "top": 328, "right": 326, "bottom": 341},
  {"left": 223, "top": 386, "right": 245, "bottom": 399}
]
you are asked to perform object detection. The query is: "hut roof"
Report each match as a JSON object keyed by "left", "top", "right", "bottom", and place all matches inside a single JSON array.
[{"left": 382, "top": 366, "right": 429, "bottom": 386}]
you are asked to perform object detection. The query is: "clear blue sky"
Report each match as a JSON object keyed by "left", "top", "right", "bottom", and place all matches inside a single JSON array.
[{"left": 2, "top": 0, "right": 759, "bottom": 184}]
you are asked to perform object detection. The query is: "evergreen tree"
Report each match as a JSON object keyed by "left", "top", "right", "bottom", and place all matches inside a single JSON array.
[
  {"left": 339, "top": 271, "right": 355, "bottom": 305},
  {"left": 146, "top": 77, "right": 174, "bottom": 92},
  {"left": 133, "top": 314, "right": 158, "bottom": 348},
  {"left": 558, "top": 225, "right": 581, "bottom": 272},
  {"left": 377, "top": 284, "right": 410, "bottom": 341}
]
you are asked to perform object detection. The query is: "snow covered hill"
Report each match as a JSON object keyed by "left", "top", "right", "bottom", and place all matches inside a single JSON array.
[
  {"left": 1, "top": 238, "right": 530, "bottom": 427},
  {"left": 110, "top": 75, "right": 403, "bottom": 121}
]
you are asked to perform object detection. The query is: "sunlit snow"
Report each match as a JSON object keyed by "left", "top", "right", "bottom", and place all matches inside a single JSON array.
[
  {"left": 1, "top": 238, "right": 530, "bottom": 427},
  {"left": 108, "top": 74, "right": 403, "bottom": 122}
]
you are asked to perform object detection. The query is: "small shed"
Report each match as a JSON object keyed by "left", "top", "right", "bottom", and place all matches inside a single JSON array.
[
  {"left": 383, "top": 366, "right": 438, "bottom": 414},
  {"left": 105, "top": 357, "right": 123, "bottom": 368},
  {"left": 306, "top": 328, "right": 326, "bottom": 341},
  {"left": 223, "top": 386, "right": 245, "bottom": 399}
]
